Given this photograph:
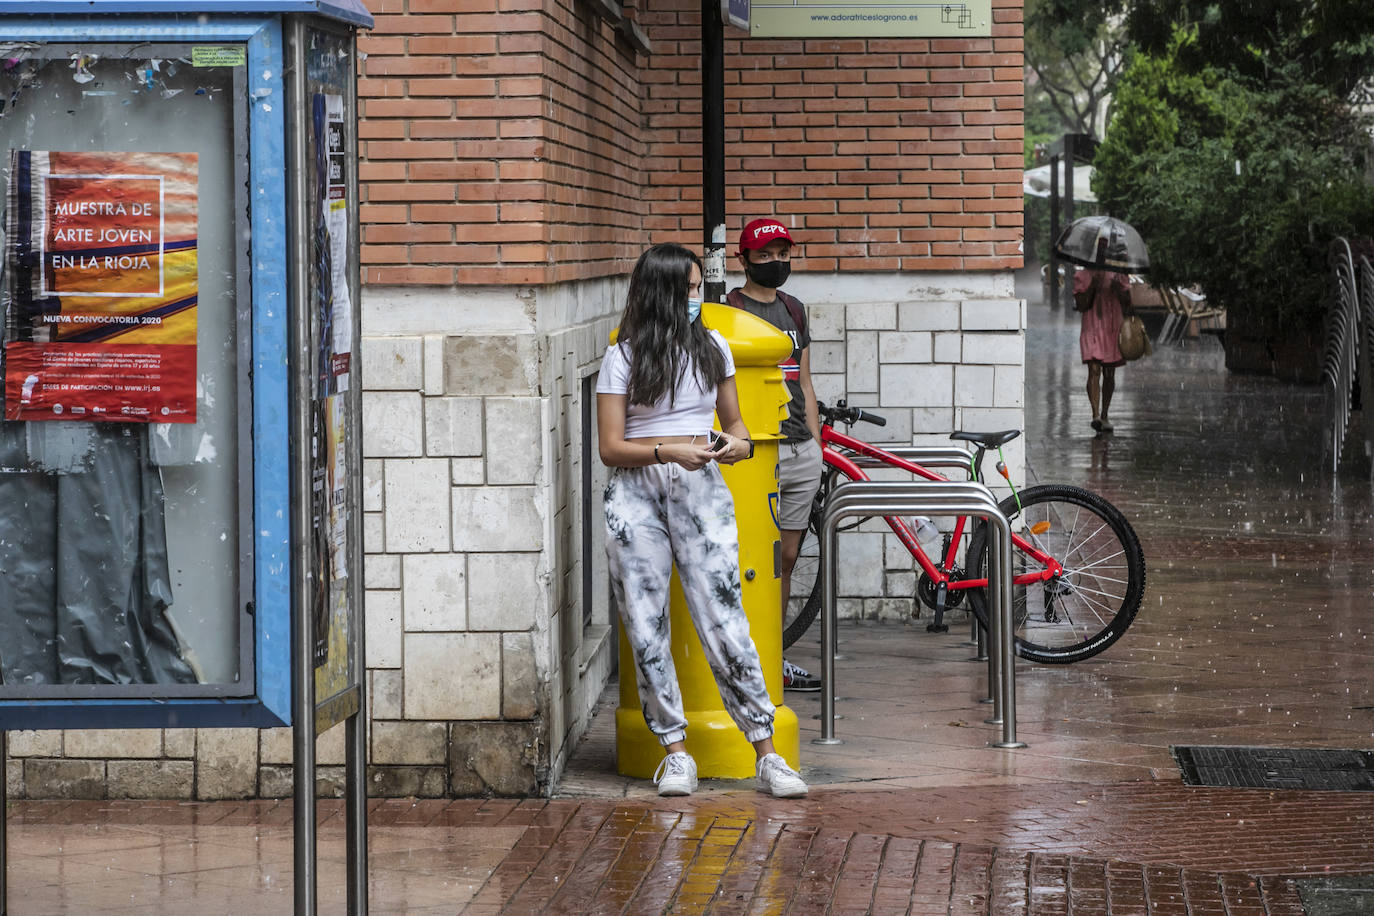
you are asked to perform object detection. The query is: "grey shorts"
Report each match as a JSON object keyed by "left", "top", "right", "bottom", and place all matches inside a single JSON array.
[{"left": 776, "top": 438, "right": 823, "bottom": 530}]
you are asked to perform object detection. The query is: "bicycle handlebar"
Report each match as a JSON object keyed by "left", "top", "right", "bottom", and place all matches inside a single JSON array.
[{"left": 818, "top": 399, "right": 886, "bottom": 427}]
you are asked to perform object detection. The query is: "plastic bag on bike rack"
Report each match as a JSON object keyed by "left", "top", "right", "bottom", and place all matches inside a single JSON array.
[{"left": 908, "top": 516, "right": 942, "bottom": 554}]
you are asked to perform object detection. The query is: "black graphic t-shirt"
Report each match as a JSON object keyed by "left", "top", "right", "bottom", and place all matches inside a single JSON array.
[{"left": 729, "top": 290, "right": 811, "bottom": 442}]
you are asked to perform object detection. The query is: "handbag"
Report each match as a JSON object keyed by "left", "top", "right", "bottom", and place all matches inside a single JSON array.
[{"left": 1117, "top": 314, "right": 1152, "bottom": 361}]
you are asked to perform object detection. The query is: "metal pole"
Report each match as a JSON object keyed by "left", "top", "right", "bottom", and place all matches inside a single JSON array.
[
  {"left": 981, "top": 623, "right": 996, "bottom": 702},
  {"left": 284, "top": 15, "right": 318, "bottom": 915},
  {"left": 1, "top": 730, "right": 6, "bottom": 916},
  {"left": 701, "top": 0, "right": 727, "bottom": 304},
  {"left": 1063, "top": 135, "right": 1076, "bottom": 230},
  {"left": 983, "top": 526, "right": 1003, "bottom": 722},
  {"left": 346, "top": 714, "right": 367, "bottom": 915},
  {"left": 1048, "top": 153, "right": 1060, "bottom": 308},
  {"left": 990, "top": 515, "right": 1025, "bottom": 748},
  {"left": 817, "top": 506, "right": 842, "bottom": 744},
  {"left": 1062, "top": 136, "right": 1077, "bottom": 311},
  {"left": 344, "top": 27, "right": 369, "bottom": 916}
]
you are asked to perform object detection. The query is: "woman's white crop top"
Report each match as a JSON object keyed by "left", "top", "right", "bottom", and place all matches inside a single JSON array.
[{"left": 596, "top": 330, "right": 735, "bottom": 438}]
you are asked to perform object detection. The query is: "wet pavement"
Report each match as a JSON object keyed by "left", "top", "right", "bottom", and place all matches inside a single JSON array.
[{"left": 9, "top": 286, "right": 1374, "bottom": 913}]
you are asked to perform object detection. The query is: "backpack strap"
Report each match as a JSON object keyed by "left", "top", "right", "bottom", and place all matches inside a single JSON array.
[
  {"left": 776, "top": 290, "right": 807, "bottom": 339},
  {"left": 725, "top": 289, "right": 807, "bottom": 339}
]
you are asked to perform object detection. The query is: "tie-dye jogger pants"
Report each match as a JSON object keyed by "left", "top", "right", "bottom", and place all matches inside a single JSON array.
[{"left": 604, "top": 461, "right": 775, "bottom": 746}]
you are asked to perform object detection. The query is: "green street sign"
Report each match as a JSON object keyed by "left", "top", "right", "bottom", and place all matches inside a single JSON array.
[{"left": 749, "top": 0, "right": 992, "bottom": 37}]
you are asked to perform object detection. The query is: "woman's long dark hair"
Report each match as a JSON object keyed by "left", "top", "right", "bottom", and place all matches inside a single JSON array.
[{"left": 616, "top": 243, "right": 727, "bottom": 407}]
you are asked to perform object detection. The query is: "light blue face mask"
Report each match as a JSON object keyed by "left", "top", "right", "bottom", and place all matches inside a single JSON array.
[{"left": 687, "top": 297, "right": 703, "bottom": 323}]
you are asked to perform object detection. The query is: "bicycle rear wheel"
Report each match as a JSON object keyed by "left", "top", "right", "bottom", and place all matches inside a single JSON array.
[
  {"left": 967, "top": 484, "right": 1145, "bottom": 664},
  {"left": 783, "top": 507, "right": 826, "bottom": 650}
]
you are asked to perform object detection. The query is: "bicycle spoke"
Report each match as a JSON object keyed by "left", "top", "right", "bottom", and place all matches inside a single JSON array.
[
  {"left": 1070, "top": 574, "right": 1132, "bottom": 592},
  {"left": 1029, "top": 507, "right": 1114, "bottom": 563},
  {"left": 1060, "top": 542, "right": 1127, "bottom": 566},
  {"left": 1055, "top": 549, "right": 1132, "bottom": 576},
  {"left": 1037, "top": 537, "right": 1129, "bottom": 580},
  {"left": 1056, "top": 581, "right": 1120, "bottom": 620}
]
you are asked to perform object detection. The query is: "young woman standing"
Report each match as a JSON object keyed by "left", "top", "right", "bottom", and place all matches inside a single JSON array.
[{"left": 596, "top": 243, "right": 807, "bottom": 798}]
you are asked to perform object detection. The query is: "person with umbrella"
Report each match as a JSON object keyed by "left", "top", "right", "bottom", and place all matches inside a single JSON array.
[{"left": 1056, "top": 216, "right": 1149, "bottom": 434}]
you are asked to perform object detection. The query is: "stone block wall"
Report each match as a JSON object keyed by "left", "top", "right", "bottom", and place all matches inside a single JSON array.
[
  {"left": 360, "top": 313, "right": 550, "bottom": 796},
  {"left": 355, "top": 278, "right": 627, "bottom": 797},
  {"left": 6, "top": 726, "right": 348, "bottom": 801}
]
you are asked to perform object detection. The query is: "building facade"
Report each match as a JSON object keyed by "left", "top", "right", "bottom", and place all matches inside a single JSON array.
[{"left": 7, "top": 0, "right": 1025, "bottom": 799}]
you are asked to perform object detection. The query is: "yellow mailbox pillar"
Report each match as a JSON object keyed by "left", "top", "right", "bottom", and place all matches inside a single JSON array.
[{"left": 616, "top": 302, "right": 801, "bottom": 778}]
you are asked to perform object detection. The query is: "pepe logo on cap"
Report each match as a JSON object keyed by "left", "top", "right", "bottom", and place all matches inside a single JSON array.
[{"left": 739, "top": 218, "right": 795, "bottom": 251}]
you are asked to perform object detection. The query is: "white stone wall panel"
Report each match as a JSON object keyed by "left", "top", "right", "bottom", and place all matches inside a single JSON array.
[
  {"left": 961, "top": 332, "right": 1023, "bottom": 365},
  {"left": 365, "top": 589, "right": 403, "bottom": 668},
  {"left": 363, "top": 391, "right": 424, "bottom": 457},
  {"left": 362, "top": 336, "right": 423, "bottom": 390},
  {"left": 424, "top": 397, "right": 484, "bottom": 457},
  {"left": 384, "top": 459, "right": 451, "bottom": 552},
  {"left": 451, "top": 486, "right": 543, "bottom": 552},
  {"left": 467, "top": 553, "right": 540, "bottom": 631},
  {"left": 404, "top": 632, "right": 500, "bottom": 720},
  {"left": 880, "top": 364, "right": 953, "bottom": 407},
  {"left": 485, "top": 398, "right": 543, "bottom": 485},
  {"left": 403, "top": 554, "right": 468, "bottom": 631}
]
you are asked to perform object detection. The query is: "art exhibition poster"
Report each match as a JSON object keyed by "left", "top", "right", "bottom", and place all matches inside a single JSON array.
[{"left": 3, "top": 150, "right": 198, "bottom": 423}]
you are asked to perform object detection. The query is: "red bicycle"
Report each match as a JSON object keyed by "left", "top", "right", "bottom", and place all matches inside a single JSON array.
[{"left": 784, "top": 400, "right": 1146, "bottom": 664}]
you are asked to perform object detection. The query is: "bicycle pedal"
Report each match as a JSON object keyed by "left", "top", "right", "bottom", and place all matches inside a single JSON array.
[{"left": 925, "top": 623, "right": 949, "bottom": 633}]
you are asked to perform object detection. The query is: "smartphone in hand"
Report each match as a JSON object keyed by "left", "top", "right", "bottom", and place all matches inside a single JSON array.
[{"left": 707, "top": 432, "right": 728, "bottom": 453}]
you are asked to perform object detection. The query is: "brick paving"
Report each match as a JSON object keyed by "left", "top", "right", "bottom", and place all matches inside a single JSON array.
[
  {"left": 8, "top": 292, "right": 1374, "bottom": 913},
  {"left": 10, "top": 781, "right": 1373, "bottom": 912}
]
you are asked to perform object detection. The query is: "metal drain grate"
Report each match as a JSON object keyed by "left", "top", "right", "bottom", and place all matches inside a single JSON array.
[
  {"left": 1296, "top": 876, "right": 1374, "bottom": 915},
  {"left": 1171, "top": 746, "right": 1374, "bottom": 791}
]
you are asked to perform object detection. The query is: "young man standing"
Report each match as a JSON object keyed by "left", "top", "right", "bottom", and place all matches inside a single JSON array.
[{"left": 728, "top": 218, "right": 823, "bottom": 691}]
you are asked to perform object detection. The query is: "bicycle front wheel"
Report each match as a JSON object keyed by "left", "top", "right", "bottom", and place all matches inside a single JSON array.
[{"left": 967, "top": 484, "right": 1145, "bottom": 664}]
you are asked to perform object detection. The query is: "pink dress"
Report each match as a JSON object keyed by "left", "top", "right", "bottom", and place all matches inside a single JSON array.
[{"left": 1074, "top": 269, "right": 1128, "bottom": 366}]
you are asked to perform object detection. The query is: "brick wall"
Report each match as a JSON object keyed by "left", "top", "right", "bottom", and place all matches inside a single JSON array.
[
  {"left": 358, "top": 0, "right": 652, "bottom": 286},
  {"left": 644, "top": 0, "right": 1024, "bottom": 270},
  {"left": 358, "top": 0, "right": 1024, "bottom": 284}
]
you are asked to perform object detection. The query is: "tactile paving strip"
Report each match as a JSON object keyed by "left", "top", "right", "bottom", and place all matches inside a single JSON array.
[{"left": 1172, "top": 746, "right": 1374, "bottom": 791}]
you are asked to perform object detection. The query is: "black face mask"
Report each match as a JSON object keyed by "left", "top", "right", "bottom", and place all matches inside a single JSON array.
[{"left": 745, "top": 259, "right": 790, "bottom": 290}]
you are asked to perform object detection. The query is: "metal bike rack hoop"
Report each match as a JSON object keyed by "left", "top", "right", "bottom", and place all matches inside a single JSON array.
[
  {"left": 830, "top": 481, "right": 1007, "bottom": 717},
  {"left": 825, "top": 480, "right": 1014, "bottom": 727},
  {"left": 844, "top": 445, "right": 973, "bottom": 471},
  {"left": 837, "top": 446, "right": 982, "bottom": 660},
  {"left": 816, "top": 480, "right": 1024, "bottom": 749}
]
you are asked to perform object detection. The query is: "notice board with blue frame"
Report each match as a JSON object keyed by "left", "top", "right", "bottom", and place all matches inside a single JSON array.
[{"left": 0, "top": 12, "right": 294, "bottom": 729}]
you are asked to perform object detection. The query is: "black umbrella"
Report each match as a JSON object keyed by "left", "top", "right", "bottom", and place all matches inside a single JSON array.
[{"left": 1053, "top": 215, "right": 1149, "bottom": 273}]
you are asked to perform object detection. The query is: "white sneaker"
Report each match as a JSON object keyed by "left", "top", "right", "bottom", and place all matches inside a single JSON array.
[
  {"left": 653, "top": 751, "right": 698, "bottom": 796},
  {"left": 756, "top": 753, "right": 808, "bottom": 798}
]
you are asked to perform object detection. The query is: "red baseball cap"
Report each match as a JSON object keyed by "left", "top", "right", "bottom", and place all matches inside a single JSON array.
[{"left": 738, "top": 218, "right": 795, "bottom": 253}]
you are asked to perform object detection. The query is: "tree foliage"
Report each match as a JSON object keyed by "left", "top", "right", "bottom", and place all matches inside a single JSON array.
[
  {"left": 1094, "top": 24, "right": 1374, "bottom": 332},
  {"left": 1126, "top": 0, "right": 1374, "bottom": 100},
  {"left": 1025, "top": 0, "right": 1131, "bottom": 138}
]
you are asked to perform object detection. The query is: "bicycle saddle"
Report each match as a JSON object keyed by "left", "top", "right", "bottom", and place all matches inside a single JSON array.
[{"left": 950, "top": 429, "right": 1021, "bottom": 448}]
